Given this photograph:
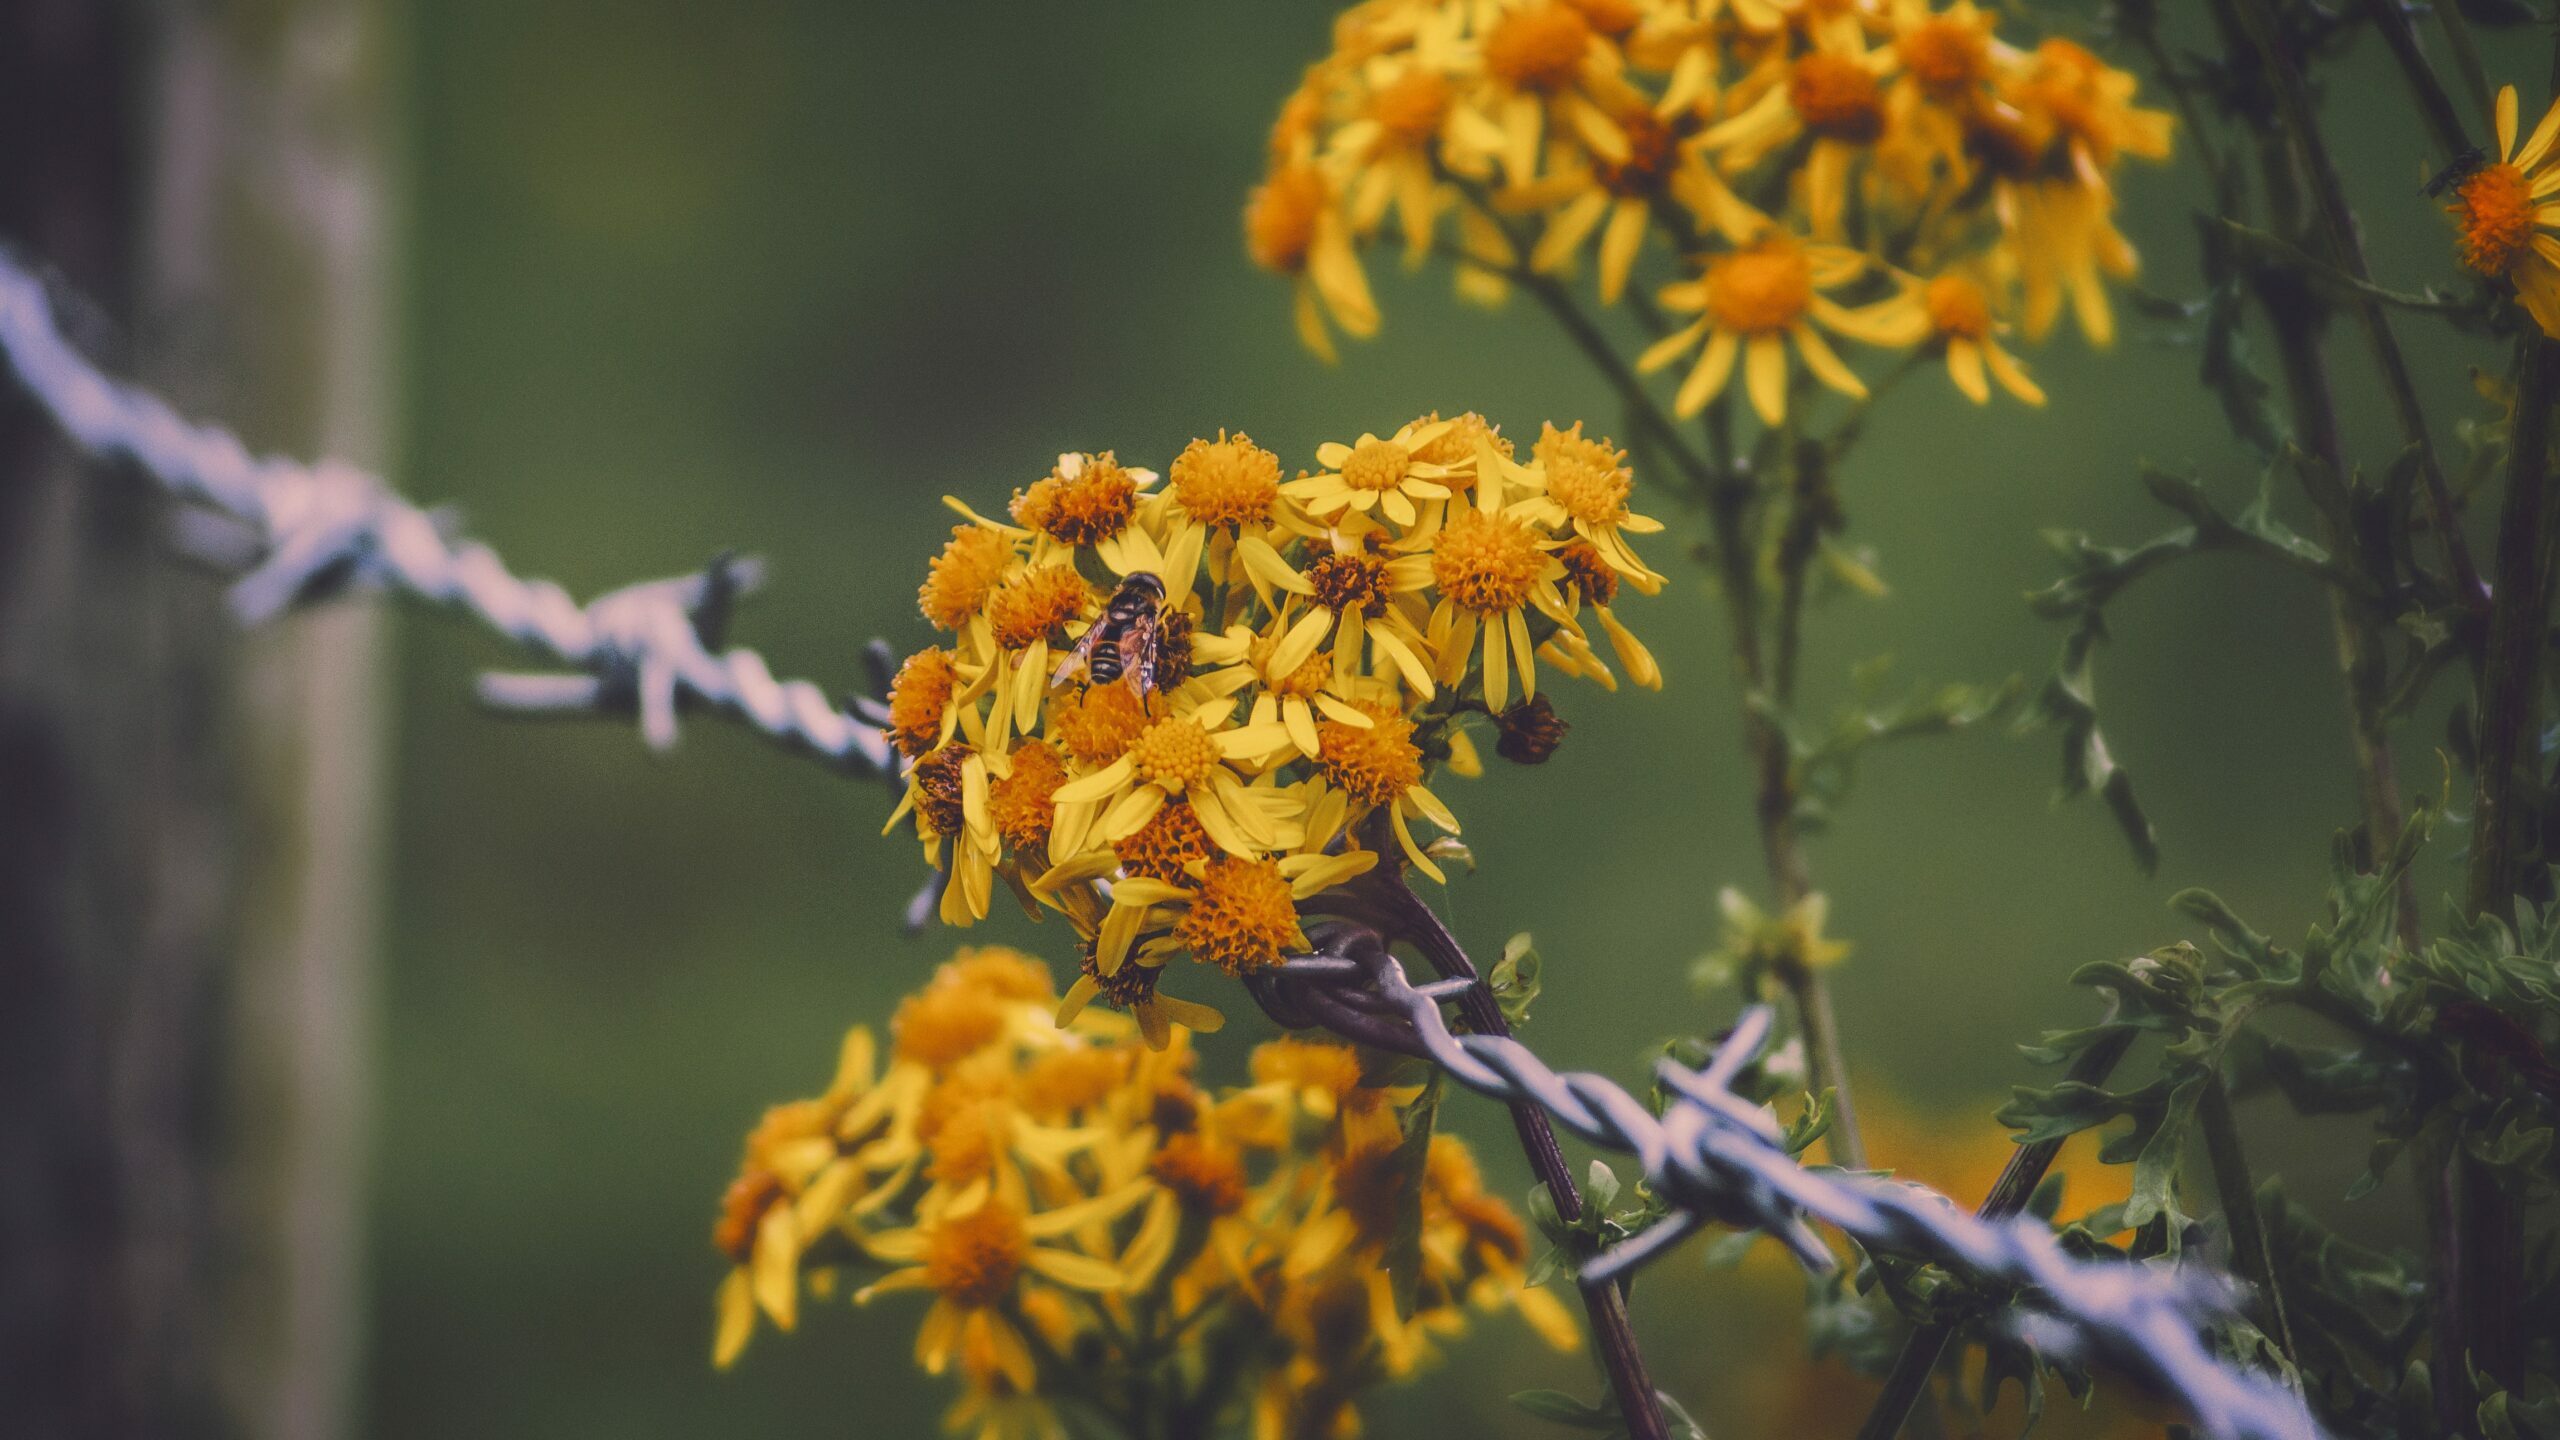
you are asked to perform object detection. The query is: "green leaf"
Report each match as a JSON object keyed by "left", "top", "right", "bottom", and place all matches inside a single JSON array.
[
  {"left": 1492, "top": 932, "right": 1543, "bottom": 1028},
  {"left": 1508, "top": 1389, "right": 1622, "bottom": 1430}
]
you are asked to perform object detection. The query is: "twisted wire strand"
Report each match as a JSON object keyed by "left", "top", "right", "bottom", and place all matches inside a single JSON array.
[
  {"left": 1, "top": 247, "right": 2312, "bottom": 1440},
  {"left": 1256, "top": 927, "right": 2319, "bottom": 1440},
  {"left": 0, "top": 251, "right": 894, "bottom": 780}
]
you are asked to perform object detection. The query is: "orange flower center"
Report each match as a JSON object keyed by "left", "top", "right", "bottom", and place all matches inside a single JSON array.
[
  {"left": 1114, "top": 799, "right": 1216, "bottom": 884},
  {"left": 1533, "top": 421, "right": 1630, "bottom": 526},
  {"left": 1246, "top": 165, "right": 1327, "bottom": 275},
  {"left": 1174, "top": 855, "right": 1307, "bottom": 974},
  {"left": 1431, "top": 506, "right": 1548, "bottom": 614},
  {"left": 919, "top": 525, "right": 1013, "bottom": 630},
  {"left": 1019, "top": 1046, "right": 1128, "bottom": 1119},
  {"left": 988, "top": 740, "right": 1066, "bottom": 854},
  {"left": 894, "top": 982, "right": 1009, "bottom": 1069},
  {"left": 941, "top": 947, "right": 1055, "bottom": 1002},
  {"left": 1251, "top": 1037, "right": 1366, "bottom": 1100},
  {"left": 2456, "top": 162, "right": 2536, "bottom": 276},
  {"left": 1924, "top": 273, "right": 1994, "bottom": 340},
  {"left": 1788, "top": 52, "right": 1885, "bottom": 141},
  {"left": 1130, "top": 716, "right": 1220, "bottom": 793},
  {"left": 1561, "top": 0, "right": 1643, "bottom": 37},
  {"left": 1369, "top": 69, "right": 1452, "bottom": 146},
  {"left": 988, "top": 565, "right": 1091, "bottom": 650},
  {"left": 1052, "top": 682, "right": 1151, "bottom": 764},
  {"left": 1150, "top": 1133, "right": 1249, "bottom": 1215},
  {"left": 1340, "top": 438, "right": 1413, "bottom": 492},
  {"left": 1483, "top": 3, "right": 1591, "bottom": 93},
  {"left": 1899, "top": 19, "right": 1988, "bottom": 97},
  {"left": 1170, "top": 430, "right": 1281, "bottom": 527},
  {"left": 924, "top": 1201, "right": 1031, "bottom": 1307},
  {"left": 1316, "top": 703, "right": 1422, "bottom": 808},
  {"left": 1705, "top": 242, "right": 1815, "bottom": 335},
  {"left": 1012, "top": 453, "right": 1139, "bottom": 546},
  {"left": 885, "top": 646, "right": 959, "bottom": 759}
]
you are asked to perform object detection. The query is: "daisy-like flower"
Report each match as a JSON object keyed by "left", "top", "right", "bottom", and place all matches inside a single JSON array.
[
  {"left": 1992, "top": 39, "right": 2169, "bottom": 344},
  {"left": 1282, "top": 418, "right": 1465, "bottom": 527},
  {"left": 1315, "top": 701, "right": 1464, "bottom": 880},
  {"left": 1637, "top": 229, "right": 1879, "bottom": 423},
  {"left": 1329, "top": 38, "right": 1471, "bottom": 260},
  {"left": 1458, "top": 0, "right": 1618, "bottom": 183},
  {"left": 711, "top": 1025, "right": 917, "bottom": 1367},
  {"left": 1010, "top": 451, "right": 1159, "bottom": 564},
  {"left": 1518, "top": 99, "right": 1750, "bottom": 304},
  {"left": 2448, "top": 86, "right": 2560, "bottom": 336},
  {"left": 919, "top": 523, "right": 1020, "bottom": 634},
  {"left": 1504, "top": 422, "right": 1666, "bottom": 589},
  {"left": 885, "top": 645, "right": 970, "bottom": 760},
  {"left": 1045, "top": 696, "right": 1298, "bottom": 863},
  {"left": 1248, "top": 161, "right": 1380, "bottom": 362},
  {"left": 855, "top": 1186, "right": 1148, "bottom": 1390},
  {"left": 1699, "top": 29, "right": 1898, "bottom": 238},
  {"left": 1426, "top": 470, "right": 1567, "bottom": 712},
  {"left": 1842, "top": 264, "right": 2043, "bottom": 404},
  {"left": 1190, "top": 613, "right": 1379, "bottom": 762}
]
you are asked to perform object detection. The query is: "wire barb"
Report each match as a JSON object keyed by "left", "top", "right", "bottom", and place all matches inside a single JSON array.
[
  {"left": 0, "top": 250, "right": 895, "bottom": 781},
  {"left": 1258, "top": 924, "right": 2321, "bottom": 1440}
]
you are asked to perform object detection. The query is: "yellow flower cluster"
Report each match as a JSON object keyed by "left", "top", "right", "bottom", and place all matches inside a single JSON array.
[
  {"left": 1248, "top": 0, "right": 2172, "bottom": 410},
  {"left": 711, "top": 947, "right": 1577, "bottom": 1439},
  {"left": 882, "top": 423, "right": 1659, "bottom": 1041}
]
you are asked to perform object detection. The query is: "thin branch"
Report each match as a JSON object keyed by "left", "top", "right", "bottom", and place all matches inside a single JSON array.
[
  {"left": 1850, "top": 1026, "right": 2138, "bottom": 1440},
  {"left": 2197, "top": 1077, "right": 2301, "bottom": 1371},
  {"left": 2224, "top": 0, "right": 2488, "bottom": 612}
]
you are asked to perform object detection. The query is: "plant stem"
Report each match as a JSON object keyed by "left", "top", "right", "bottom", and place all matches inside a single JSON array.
[
  {"left": 2361, "top": 0, "right": 2477, "bottom": 163},
  {"left": 1366, "top": 857, "right": 1672, "bottom": 1440},
  {"left": 2196, "top": 1077, "right": 2300, "bottom": 1370},
  {"left": 1849, "top": 1026, "right": 2137, "bottom": 1440},
  {"left": 2224, "top": 0, "right": 2487, "bottom": 611},
  {"left": 1475, "top": 182, "right": 1871, "bottom": 1171},
  {"left": 2435, "top": 336, "right": 2560, "bottom": 1424}
]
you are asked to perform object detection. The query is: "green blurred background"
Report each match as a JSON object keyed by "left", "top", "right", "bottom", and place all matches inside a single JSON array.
[{"left": 374, "top": 3, "right": 2490, "bottom": 1435}]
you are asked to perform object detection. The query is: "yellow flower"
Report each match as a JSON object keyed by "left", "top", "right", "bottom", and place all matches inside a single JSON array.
[
  {"left": 2449, "top": 86, "right": 2560, "bottom": 337},
  {"left": 1316, "top": 702, "right": 1463, "bottom": 880},
  {"left": 710, "top": 1025, "right": 918, "bottom": 1367},
  {"left": 857, "top": 1187, "right": 1147, "bottom": 1389},
  {"left": 1426, "top": 474, "right": 1567, "bottom": 712},
  {"left": 1639, "top": 230, "right": 1879, "bottom": 423},
  {"left": 1046, "top": 696, "right": 1299, "bottom": 862},
  {"left": 1248, "top": 161, "right": 1379, "bottom": 361},
  {"left": 1282, "top": 417, "right": 1465, "bottom": 527},
  {"left": 1506, "top": 421, "right": 1666, "bottom": 589},
  {"left": 1843, "top": 265, "right": 2044, "bottom": 405},
  {"left": 1700, "top": 28, "right": 1897, "bottom": 238}
]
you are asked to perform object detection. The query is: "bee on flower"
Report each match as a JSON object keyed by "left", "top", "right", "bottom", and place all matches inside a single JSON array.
[{"left": 879, "top": 417, "right": 1659, "bottom": 1043}]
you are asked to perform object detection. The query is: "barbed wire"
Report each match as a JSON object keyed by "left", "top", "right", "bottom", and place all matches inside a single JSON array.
[
  {"left": 0, "top": 247, "right": 2315, "bottom": 1440},
  {"left": 1252, "top": 925, "right": 2320, "bottom": 1440},
  {"left": 0, "top": 250, "right": 896, "bottom": 783}
]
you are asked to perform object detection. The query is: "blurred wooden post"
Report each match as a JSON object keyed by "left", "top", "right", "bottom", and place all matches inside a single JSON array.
[{"left": 0, "top": 3, "right": 398, "bottom": 1438}]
